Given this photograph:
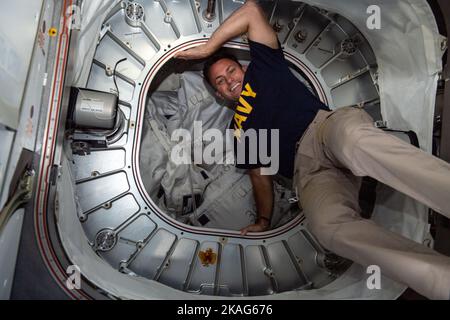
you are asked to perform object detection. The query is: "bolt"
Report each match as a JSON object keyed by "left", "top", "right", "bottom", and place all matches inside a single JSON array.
[
  {"left": 106, "top": 66, "right": 113, "bottom": 77},
  {"left": 273, "top": 20, "right": 284, "bottom": 33},
  {"left": 203, "top": 0, "right": 216, "bottom": 22},
  {"left": 164, "top": 12, "right": 172, "bottom": 23},
  {"left": 294, "top": 29, "right": 308, "bottom": 43},
  {"left": 264, "top": 267, "right": 274, "bottom": 278}
]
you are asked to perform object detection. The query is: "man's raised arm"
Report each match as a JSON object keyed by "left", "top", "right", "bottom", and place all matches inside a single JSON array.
[{"left": 175, "top": 0, "right": 278, "bottom": 60}]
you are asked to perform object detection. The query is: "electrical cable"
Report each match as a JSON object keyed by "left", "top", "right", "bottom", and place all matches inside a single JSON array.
[{"left": 113, "top": 58, "right": 127, "bottom": 98}]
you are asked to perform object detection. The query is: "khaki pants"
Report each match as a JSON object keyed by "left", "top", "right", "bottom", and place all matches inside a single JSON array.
[{"left": 294, "top": 106, "right": 450, "bottom": 300}]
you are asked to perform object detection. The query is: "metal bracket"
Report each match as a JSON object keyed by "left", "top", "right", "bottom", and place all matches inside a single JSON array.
[
  {"left": 288, "top": 186, "right": 300, "bottom": 204},
  {"left": 374, "top": 120, "right": 387, "bottom": 129},
  {"left": 0, "top": 170, "right": 35, "bottom": 233},
  {"left": 98, "top": 23, "right": 112, "bottom": 43},
  {"left": 322, "top": 252, "right": 353, "bottom": 276}
]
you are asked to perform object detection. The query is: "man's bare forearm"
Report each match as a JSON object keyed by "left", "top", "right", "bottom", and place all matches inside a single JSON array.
[
  {"left": 249, "top": 168, "right": 274, "bottom": 224},
  {"left": 176, "top": 1, "right": 278, "bottom": 59}
]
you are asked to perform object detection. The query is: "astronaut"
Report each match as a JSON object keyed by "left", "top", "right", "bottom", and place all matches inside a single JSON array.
[{"left": 175, "top": 0, "right": 450, "bottom": 299}]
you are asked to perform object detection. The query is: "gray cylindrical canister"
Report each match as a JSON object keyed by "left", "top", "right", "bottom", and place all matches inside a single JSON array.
[{"left": 73, "top": 89, "right": 117, "bottom": 129}]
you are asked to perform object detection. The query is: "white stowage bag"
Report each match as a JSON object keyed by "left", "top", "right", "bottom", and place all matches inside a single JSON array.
[{"left": 140, "top": 71, "right": 298, "bottom": 230}]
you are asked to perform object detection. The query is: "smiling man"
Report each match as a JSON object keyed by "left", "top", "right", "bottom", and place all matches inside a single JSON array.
[
  {"left": 203, "top": 52, "right": 246, "bottom": 102},
  {"left": 177, "top": 1, "right": 329, "bottom": 235},
  {"left": 175, "top": 0, "right": 450, "bottom": 299}
]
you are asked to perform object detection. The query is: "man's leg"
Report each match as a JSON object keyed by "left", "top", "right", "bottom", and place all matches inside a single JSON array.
[
  {"left": 300, "top": 167, "right": 450, "bottom": 300},
  {"left": 320, "top": 107, "right": 450, "bottom": 217}
]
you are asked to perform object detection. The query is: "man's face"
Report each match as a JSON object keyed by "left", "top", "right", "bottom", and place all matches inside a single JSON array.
[{"left": 208, "top": 58, "right": 246, "bottom": 102}]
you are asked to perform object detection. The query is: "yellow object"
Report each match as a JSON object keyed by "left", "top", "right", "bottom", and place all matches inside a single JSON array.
[{"left": 48, "top": 27, "right": 57, "bottom": 37}]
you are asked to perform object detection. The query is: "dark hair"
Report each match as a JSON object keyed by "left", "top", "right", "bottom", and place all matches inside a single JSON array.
[{"left": 203, "top": 51, "right": 242, "bottom": 88}]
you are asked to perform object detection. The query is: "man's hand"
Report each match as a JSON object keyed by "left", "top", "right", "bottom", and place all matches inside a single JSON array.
[
  {"left": 240, "top": 217, "right": 270, "bottom": 236},
  {"left": 175, "top": 0, "right": 278, "bottom": 62},
  {"left": 174, "top": 44, "right": 212, "bottom": 60},
  {"left": 240, "top": 168, "right": 274, "bottom": 236}
]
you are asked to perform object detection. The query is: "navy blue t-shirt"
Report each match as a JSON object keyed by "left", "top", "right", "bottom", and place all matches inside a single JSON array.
[{"left": 232, "top": 40, "right": 329, "bottom": 179}]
